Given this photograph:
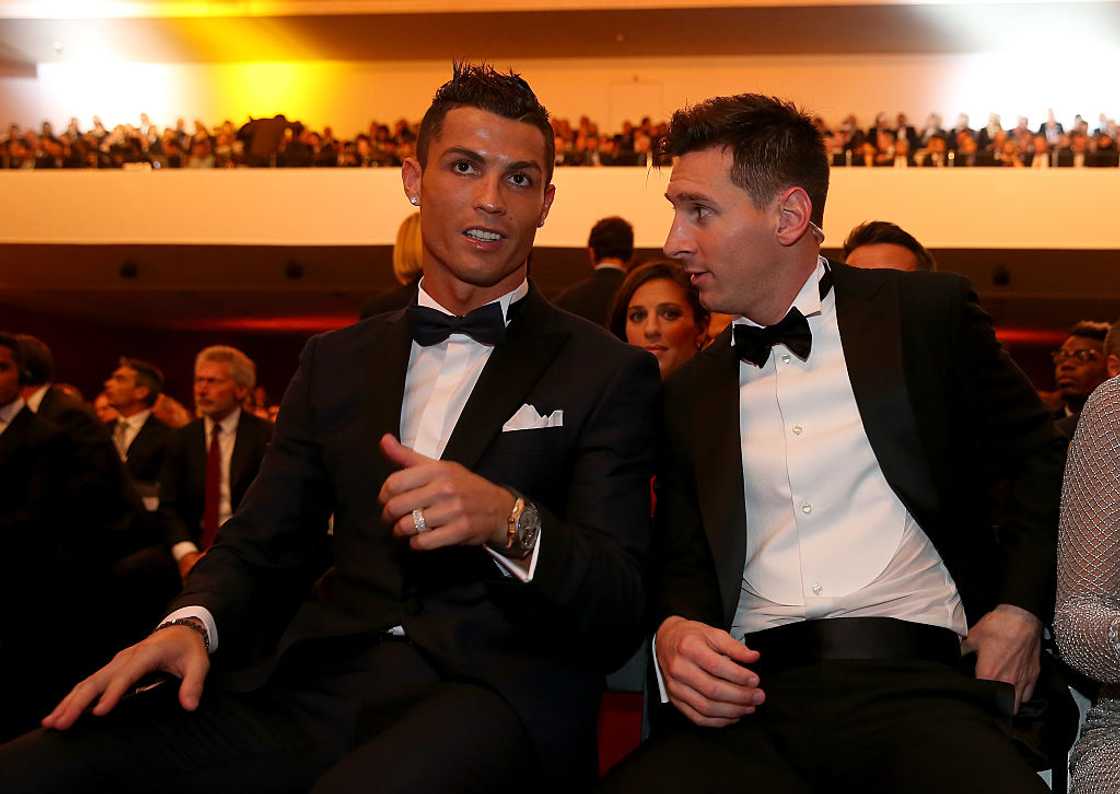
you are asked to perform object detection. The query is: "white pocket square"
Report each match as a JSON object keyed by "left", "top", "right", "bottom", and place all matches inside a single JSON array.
[{"left": 502, "top": 403, "right": 564, "bottom": 432}]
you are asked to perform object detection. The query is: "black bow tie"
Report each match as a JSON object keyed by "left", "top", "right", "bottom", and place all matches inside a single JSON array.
[
  {"left": 407, "top": 302, "right": 506, "bottom": 347},
  {"left": 733, "top": 267, "right": 833, "bottom": 368}
]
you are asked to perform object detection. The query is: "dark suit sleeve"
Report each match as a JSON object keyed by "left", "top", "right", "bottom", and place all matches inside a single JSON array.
[
  {"left": 170, "top": 338, "right": 333, "bottom": 647},
  {"left": 649, "top": 383, "right": 726, "bottom": 630},
  {"left": 951, "top": 280, "right": 1064, "bottom": 621},
  {"left": 157, "top": 430, "right": 195, "bottom": 548},
  {"left": 504, "top": 350, "right": 661, "bottom": 669}
]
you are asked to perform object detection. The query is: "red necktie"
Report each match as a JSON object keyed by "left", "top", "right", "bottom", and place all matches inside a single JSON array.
[{"left": 201, "top": 425, "right": 222, "bottom": 549}]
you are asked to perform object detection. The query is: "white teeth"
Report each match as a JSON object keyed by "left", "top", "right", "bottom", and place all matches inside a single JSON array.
[{"left": 465, "top": 229, "right": 501, "bottom": 241}]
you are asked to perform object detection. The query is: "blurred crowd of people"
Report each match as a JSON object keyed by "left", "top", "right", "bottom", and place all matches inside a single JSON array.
[{"left": 4, "top": 109, "right": 1117, "bottom": 170}]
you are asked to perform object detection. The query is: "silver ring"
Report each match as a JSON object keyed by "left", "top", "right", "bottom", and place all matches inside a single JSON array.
[{"left": 411, "top": 508, "right": 428, "bottom": 533}]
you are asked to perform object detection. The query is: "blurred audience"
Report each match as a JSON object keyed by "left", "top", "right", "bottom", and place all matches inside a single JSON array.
[
  {"left": 1053, "top": 321, "right": 1112, "bottom": 439},
  {"left": 11, "top": 109, "right": 1114, "bottom": 170},
  {"left": 556, "top": 216, "right": 635, "bottom": 327}
]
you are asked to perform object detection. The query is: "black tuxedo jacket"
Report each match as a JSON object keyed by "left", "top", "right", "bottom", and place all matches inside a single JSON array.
[
  {"left": 170, "top": 286, "right": 660, "bottom": 786},
  {"left": 158, "top": 411, "right": 274, "bottom": 547},
  {"left": 653, "top": 263, "right": 1063, "bottom": 636},
  {"left": 111, "top": 413, "right": 173, "bottom": 487},
  {"left": 554, "top": 266, "right": 626, "bottom": 327}
]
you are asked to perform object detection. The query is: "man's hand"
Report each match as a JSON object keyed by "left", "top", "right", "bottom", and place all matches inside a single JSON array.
[
  {"left": 656, "top": 616, "right": 765, "bottom": 728},
  {"left": 177, "top": 550, "right": 203, "bottom": 582},
  {"left": 962, "top": 603, "right": 1042, "bottom": 713},
  {"left": 41, "top": 625, "right": 210, "bottom": 731},
  {"left": 378, "top": 434, "right": 514, "bottom": 552}
]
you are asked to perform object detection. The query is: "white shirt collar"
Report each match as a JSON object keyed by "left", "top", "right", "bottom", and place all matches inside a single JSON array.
[
  {"left": 416, "top": 277, "right": 529, "bottom": 328},
  {"left": 733, "top": 256, "right": 829, "bottom": 333},
  {"left": 118, "top": 408, "right": 152, "bottom": 430},
  {"left": 0, "top": 396, "right": 25, "bottom": 427},
  {"left": 593, "top": 262, "right": 627, "bottom": 273},
  {"left": 205, "top": 406, "right": 241, "bottom": 437},
  {"left": 26, "top": 385, "right": 49, "bottom": 413}
]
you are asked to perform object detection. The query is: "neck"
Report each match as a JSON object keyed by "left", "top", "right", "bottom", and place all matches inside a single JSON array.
[
  {"left": 207, "top": 406, "right": 237, "bottom": 424},
  {"left": 117, "top": 403, "right": 147, "bottom": 419},
  {"left": 595, "top": 258, "right": 626, "bottom": 270},
  {"left": 741, "top": 247, "right": 820, "bottom": 326},
  {"left": 20, "top": 384, "right": 46, "bottom": 401},
  {"left": 421, "top": 265, "right": 527, "bottom": 316}
]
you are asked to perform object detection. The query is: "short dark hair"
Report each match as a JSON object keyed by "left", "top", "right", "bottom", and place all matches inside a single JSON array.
[
  {"left": 841, "top": 220, "right": 938, "bottom": 272},
  {"left": 662, "top": 94, "right": 830, "bottom": 225},
  {"left": 0, "top": 331, "right": 25, "bottom": 383},
  {"left": 1069, "top": 321, "right": 1110, "bottom": 343},
  {"left": 119, "top": 356, "right": 164, "bottom": 406},
  {"left": 1104, "top": 319, "right": 1120, "bottom": 362},
  {"left": 609, "top": 258, "right": 710, "bottom": 342},
  {"left": 16, "top": 334, "right": 53, "bottom": 386},
  {"left": 588, "top": 216, "right": 634, "bottom": 264},
  {"left": 417, "top": 62, "right": 555, "bottom": 183}
]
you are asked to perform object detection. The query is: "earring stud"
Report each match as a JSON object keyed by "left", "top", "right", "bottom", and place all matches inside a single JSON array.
[{"left": 410, "top": 196, "right": 419, "bottom": 206}]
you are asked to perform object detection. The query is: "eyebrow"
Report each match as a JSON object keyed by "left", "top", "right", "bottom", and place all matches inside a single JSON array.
[
  {"left": 443, "top": 146, "right": 543, "bottom": 174},
  {"left": 665, "top": 191, "right": 716, "bottom": 205}
]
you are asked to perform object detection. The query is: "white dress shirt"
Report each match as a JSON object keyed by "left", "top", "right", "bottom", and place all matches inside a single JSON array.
[
  {"left": 0, "top": 397, "right": 24, "bottom": 435},
  {"left": 166, "top": 279, "right": 540, "bottom": 652},
  {"left": 25, "top": 385, "right": 48, "bottom": 413},
  {"left": 113, "top": 409, "right": 153, "bottom": 460},
  {"left": 654, "top": 258, "right": 965, "bottom": 701},
  {"left": 169, "top": 408, "right": 240, "bottom": 563}
]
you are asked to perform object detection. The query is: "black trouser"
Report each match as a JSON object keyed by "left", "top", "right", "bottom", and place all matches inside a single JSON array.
[
  {"left": 599, "top": 657, "right": 1048, "bottom": 794},
  {"left": 0, "top": 634, "right": 535, "bottom": 794}
]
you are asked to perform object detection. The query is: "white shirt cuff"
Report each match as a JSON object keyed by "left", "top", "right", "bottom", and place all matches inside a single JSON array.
[
  {"left": 651, "top": 633, "right": 669, "bottom": 703},
  {"left": 161, "top": 606, "right": 219, "bottom": 654},
  {"left": 484, "top": 530, "right": 542, "bottom": 582},
  {"left": 171, "top": 541, "right": 200, "bottom": 561}
]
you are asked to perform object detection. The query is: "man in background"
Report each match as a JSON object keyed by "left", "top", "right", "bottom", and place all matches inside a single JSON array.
[{"left": 555, "top": 215, "right": 634, "bottom": 326}]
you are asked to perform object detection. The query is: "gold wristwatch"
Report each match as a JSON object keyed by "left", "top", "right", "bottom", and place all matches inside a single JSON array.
[{"left": 503, "top": 488, "right": 541, "bottom": 559}]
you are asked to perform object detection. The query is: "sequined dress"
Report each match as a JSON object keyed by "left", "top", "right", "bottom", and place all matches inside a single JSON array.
[{"left": 1055, "top": 376, "right": 1120, "bottom": 794}]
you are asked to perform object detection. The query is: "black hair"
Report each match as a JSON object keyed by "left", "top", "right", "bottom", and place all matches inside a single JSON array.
[
  {"left": 15, "top": 334, "right": 53, "bottom": 386},
  {"left": 661, "top": 94, "right": 829, "bottom": 225},
  {"left": 417, "top": 62, "right": 555, "bottom": 183},
  {"left": 119, "top": 356, "right": 165, "bottom": 407},
  {"left": 1104, "top": 320, "right": 1120, "bottom": 362},
  {"left": 0, "top": 331, "right": 25, "bottom": 383},
  {"left": 1069, "top": 321, "right": 1110, "bottom": 343},
  {"left": 609, "top": 259, "right": 710, "bottom": 342},
  {"left": 588, "top": 216, "right": 634, "bottom": 265},
  {"left": 841, "top": 220, "right": 938, "bottom": 272}
]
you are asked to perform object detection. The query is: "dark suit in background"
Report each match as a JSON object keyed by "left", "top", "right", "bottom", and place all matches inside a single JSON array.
[
  {"left": 115, "top": 414, "right": 174, "bottom": 489},
  {"left": 554, "top": 266, "right": 626, "bottom": 327},
  {"left": 158, "top": 411, "right": 273, "bottom": 550},
  {"left": 359, "top": 279, "right": 420, "bottom": 320},
  {"left": 0, "top": 407, "right": 101, "bottom": 741}
]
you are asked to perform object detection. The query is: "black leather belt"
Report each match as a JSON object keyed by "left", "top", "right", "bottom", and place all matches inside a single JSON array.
[{"left": 742, "top": 617, "right": 962, "bottom": 671}]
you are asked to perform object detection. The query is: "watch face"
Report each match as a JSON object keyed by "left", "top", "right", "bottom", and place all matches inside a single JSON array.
[{"left": 518, "top": 500, "right": 541, "bottom": 547}]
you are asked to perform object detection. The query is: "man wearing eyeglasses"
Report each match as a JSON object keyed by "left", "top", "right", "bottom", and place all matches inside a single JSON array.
[{"left": 1053, "top": 321, "right": 1111, "bottom": 439}]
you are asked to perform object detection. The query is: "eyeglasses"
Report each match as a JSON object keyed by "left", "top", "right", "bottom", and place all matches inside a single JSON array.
[{"left": 1051, "top": 349, "right": 1101, "bottom": 364}]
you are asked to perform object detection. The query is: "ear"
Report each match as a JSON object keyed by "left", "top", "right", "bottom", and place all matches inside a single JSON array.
[
  {"left": 1108, "top": 353, "right": 1119, "bottom": 379},
  {"left": 774, "top": 187, "right": 813, "bottom": 247},
  {"left": 401, "top": 157, "right": 422, "bottom": 206},
  {"left": 537, "top": 182, "right": 557, "bottom": 228}
]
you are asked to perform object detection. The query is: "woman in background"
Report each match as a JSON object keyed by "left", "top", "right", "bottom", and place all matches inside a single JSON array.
[
  {"left": 359, "top": 210, "right": 423, "bottom": 318},
  {"left": 1054, "top": 375, "right": 1120, "bottom": 793},
  {"left": 610, "top": 259, "right": 708, "bottom": 381}
]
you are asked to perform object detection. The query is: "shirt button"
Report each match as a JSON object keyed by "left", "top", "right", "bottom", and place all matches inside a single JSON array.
[
  {"left": 781, "top": 354, "right": 792, "bottom": 364},
  {"left": 811, "top": 583, "right": 823, "bottom": 596},
  {"left": 792, "top": 425, "right": 803, "bottom": 435},
  {"left": 801, "top": 503, "right": 813, "bottom": 514}
]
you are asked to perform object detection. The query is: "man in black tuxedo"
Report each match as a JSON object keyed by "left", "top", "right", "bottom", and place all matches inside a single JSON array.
[
  {"left": 104, "top": 357, "right": 173, "bottom": 491},
  {"left": 3, "top": 64, "right": 659, "bottom": 794},
  {"left": 554, "top": 215, "right": 633, "bottom": 326},
  {"left": 602, "top": 94, "right": 1061, "bottom": 793},
  {"left": 159, "top": 346, "right": 273, "bottom": 582},
  {"left": 0, "top": 333, "right": 100, "bottom": 741}
]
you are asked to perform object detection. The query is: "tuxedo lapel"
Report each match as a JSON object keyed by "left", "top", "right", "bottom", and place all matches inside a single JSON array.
[
  {"left": 832, "top": 264, "right": 939, "bottom": 520},
  {"left": 361, "top": 307, "right": 414, "bottom": 484},
  {"left": 691, "top": 331, "right": 748, "bottom": 626},
  {"left": 441, "top": 288, "right": 569, "bottom": 470}
]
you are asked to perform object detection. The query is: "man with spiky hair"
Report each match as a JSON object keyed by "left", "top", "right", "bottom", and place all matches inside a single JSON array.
[
  {"left": 601, "top": 93, "right": 1060, "bottom": 792},
  {"left": 1, "top": 64, "right": 658, "bottom": 794}
]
